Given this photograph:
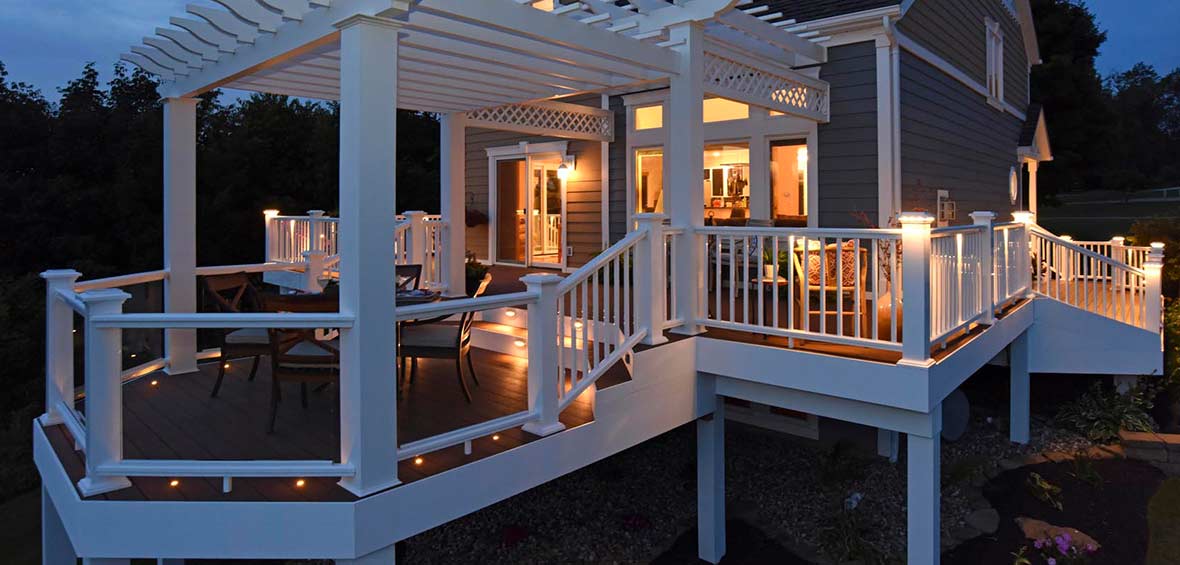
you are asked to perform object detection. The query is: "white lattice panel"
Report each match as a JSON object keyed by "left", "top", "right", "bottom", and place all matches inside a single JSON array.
[
  {"left": 702, "top": 52, "right": 830, "bottom": 122},
  {"left": 465, "top": 101, "right": 615, "bottom": 142}
]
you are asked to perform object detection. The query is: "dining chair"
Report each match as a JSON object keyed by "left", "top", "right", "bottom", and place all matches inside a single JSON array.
[
  {"left": 399, "top": 273, "right": 492, "bottom": 403},
  {"left": 204, "top": 273, "right": 272, "bottom": 397},
  {"left": 790, "top": 240, "right": 870, "bottom": 335},
  {"left": 397, "top": 264, "right": 423, "bottom": 291},
  {"left": 262, "top": 293, "right": 341, "bottom": 433}
]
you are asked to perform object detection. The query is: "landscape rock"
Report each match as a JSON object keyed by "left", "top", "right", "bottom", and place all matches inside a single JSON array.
[
  {"left": 965, "top": 508, "right": 1000, "bottom": 534},
  {"left": 950, "top": 525, "right": 982, "bottom": 542},
  {"left": 1015, "top": 517, "right": 1101, "bottom": 550}
]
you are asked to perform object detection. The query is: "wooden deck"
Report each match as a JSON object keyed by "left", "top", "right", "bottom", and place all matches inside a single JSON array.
[{"left": 51, "top": 347, "right": 596, "bottom": 503}]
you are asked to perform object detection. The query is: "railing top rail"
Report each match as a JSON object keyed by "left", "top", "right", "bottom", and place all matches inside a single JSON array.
[
  {"left": 195, "top": 262, "right": 304, "bottom": 276},
  {"left": 55, "top": 289, "right": 88, "bottom": 315},
  {"left": 993, "top": 221, "right": 1024, "bottom": 229},
  {"left": 74, "top": 269, "right": 169, "bottom": 293},
  {"left": 931, "top": 224, "right": 987, "bottom": 237},
  {"left": 664, "top": 227, "right": 686, "bottom": 235},
  {"left": 557, "top": 229, "right": 646, "bottom": 293},
  {"left": 695, "top": 225, "right": 903, "bottom": 238},
  {"left": 1031, "top": 230, "right": 1147, "bottom": 276},
  {"left": 89, "top": 312, "right": 356, "bottom": 329},
  {"left": 395, "top": 291, "right": 539, "bottom": 322},
  {"left": 1073, "top": 239, "right": 1152, "bottom": 251}
]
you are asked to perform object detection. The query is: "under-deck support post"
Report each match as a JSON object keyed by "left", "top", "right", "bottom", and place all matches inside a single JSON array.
[
  {"left": 1009, "top": 330, "right": 1030, "bottom": 444},
  {"left": 82, "top": 559, "right": 130, "bottom": 565},
  {"left": 336, "top": 14, "right": 403, "bottom": 497},
  {"left": 338, "top": 543, "right": 396, "bottom": 564},
  {"left": 162, "top": 97, "right": 200, "bottom": 375},
  {"left": 42, "top": 487, "right": 77, "bottom": 565},
  {"left": 522, "top": 273, "right": 567, "bottom": 436},
  {"left": 440, "top": 113, "right": 467, "bottom": 297},
  {"left": 634, "top": 213, "right": 669, "bottom": 345},
  {"left": 900, "top": 212, "right": 934, "bottom": 365},
  {"left": 667, "top": 22, "right": 705, "bottom": 336},
  {"left": 78, "top": 290, "right": 132, "bottom": 497},
  {"left": 971, "top": 212, "right": 996, "bottom": 323},
  {"left": 697, "top": 404, "right": 726, "bottom": 563},
  {"left": 906, "top": 404, "right": 941, "bottom": 565},
  {"left": 40, "top": 270, "right": 81, "bottom": 426}
]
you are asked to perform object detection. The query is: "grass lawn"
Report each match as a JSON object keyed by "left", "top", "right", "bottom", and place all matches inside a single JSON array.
[{"left": 1149, "top": 478, "right": 1180, "bottom": 565}]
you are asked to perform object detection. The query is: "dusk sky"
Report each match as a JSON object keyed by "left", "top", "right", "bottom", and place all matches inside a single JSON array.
[{"left": 1, "top": 0, "right": 1177, "bottom": 100}]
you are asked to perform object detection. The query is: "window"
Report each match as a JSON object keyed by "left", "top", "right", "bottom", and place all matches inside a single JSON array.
[
  {"left": 635, "top": 148, "right": 664, "bottom": 213},
  {"left": 634, "top": 105, "right": 663, "bottom": 130},
  {"left": 703, "top": 97, "right": 749, "bottom": 123},
  {"left": 703, "top": 143, "right": 750, "bottom": 220},
  {"left": 769, "top": 140, "right": 808, "bottom": 221},
  {"left": 986, "top": 18, "right": 1004, "bottom": 106}
]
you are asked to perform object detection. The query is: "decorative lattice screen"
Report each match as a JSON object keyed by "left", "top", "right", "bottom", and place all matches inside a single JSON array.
[
  {"left": 702, "top": 52, "right": 830, "bottom": 122},
  {"left": 465, "top": 101, "right": 614, "bottom": 142}
]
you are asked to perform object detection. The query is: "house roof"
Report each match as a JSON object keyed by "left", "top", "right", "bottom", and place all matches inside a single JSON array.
[
  {"left": 1018, "top": 102, "right": 1041, "bottom": 146},
  {"left": 1018, "top": 102, "right": 1052, "bottom": 161},
  {"left": 745, "top": 0, "right": 901, "bottom": 24}
]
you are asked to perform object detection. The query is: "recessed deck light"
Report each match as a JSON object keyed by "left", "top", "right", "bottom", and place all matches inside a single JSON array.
[
  {"left": 414, "top": 456, "right": 424, "bottom": 465},
  {"left": 150, "top": 380, "right": 159, "bottom": 387},
  {"left": 492, "top": 434, "right": 500, "bottom": 441},
  {"left": 295, "top": 479, "right": 306, "bottom": 488},
  {"left": 169, "top": 479, "right": 180, "bottom": 487}
]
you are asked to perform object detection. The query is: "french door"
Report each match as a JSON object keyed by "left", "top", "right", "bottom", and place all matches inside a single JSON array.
[{"left": 493, "top": 154, "right": 565, "bottom": 268}]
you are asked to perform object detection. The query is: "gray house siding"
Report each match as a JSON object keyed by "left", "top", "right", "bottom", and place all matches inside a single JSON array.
[
  {"left": 608, "top": 95, "right": 629, "bottom": 244},
  {"left": 897, "top": 0, "right": 1029, "bottom": 111},
  {"left": 898, "top": 51, "right": 1022, "bottom": 221},
  {"left": 816, "top": 41, "right": 879, "bottom": 228}
]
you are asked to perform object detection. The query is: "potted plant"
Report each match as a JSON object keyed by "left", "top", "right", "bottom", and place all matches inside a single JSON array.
[{"left": 465, "top": 251, "right": 490, "bottom": 296}]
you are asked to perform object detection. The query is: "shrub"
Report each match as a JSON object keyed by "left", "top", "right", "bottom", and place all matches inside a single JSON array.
[
  {"left": 1128, "top": 218, "right": 1180, "bottom": 298},
  {"left": 1056, "top": 382, "right": 1155, "bottom": 442}
]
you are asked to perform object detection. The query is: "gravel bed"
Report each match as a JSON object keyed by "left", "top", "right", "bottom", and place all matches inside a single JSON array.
[{"left": 396, "top": 417, "right": 1095, "bottom": 564}]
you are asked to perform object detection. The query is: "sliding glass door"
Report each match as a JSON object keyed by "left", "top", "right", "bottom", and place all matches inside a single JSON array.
[{"left": 492, "top": 154, "right": 566, "bottom": 268}]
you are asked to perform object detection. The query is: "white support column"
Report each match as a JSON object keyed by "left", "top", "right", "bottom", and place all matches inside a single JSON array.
[
  {"left": 1012, "top": 211, "right": 1036, "bottom": 297},
  {"left": 875, "top": 31, "right": 898, "bottom": 228},
  {"left": 633, "top": 213, "right": 669, "bottom": 345},
  {"left": 667, "top": 22, "right": 706, "bottom": 335},
  {"left": 263, "top": 209, "right": 280, "bottom": 262},
  {"left": 404, "top": 210, "right": 428, "bottom": 267},
  {"left": 40, "top": 270, "right": 81, "bottom": 426},
  {"left": 1144, "top": 242, "right": 1165, "bottom": 334},
  {"left": 303, "top": 250, "right": 327, "bottom": 293},
  {"left": 1009, "top": 330, "right": 1030, "bottom": 444},
  {"left": 1109, "top": 236, "right": 1126, "bottom": 264},
  {"left": 336, "top": 14, "right": 402, "bottom": 497},
  {"left": 42, "top": 487, "right": 77, "bottom": 565},
  {"left": 82, "top": 559, "right": 130, "bottom": 565},
  {"left": 163, "top": 97, "right": 200, "bottom": 375},
  {"left": 907, "top": 404, "right": 942, "bottom": 565},
  {"left": 440, "top": 113, "right": 467, "bottom": 297},
  {"left": 157, "top": 560, "right": 183, "bottom": 565},
  {"left": 338, "top": 543, "right": 397, "bottom": 564},
  {"left": 900, "top": 212, "right": 934, "bottom": 365},
  {"left": 522, "top": 273, "right": 567, "bottom": 436},
  {"left": 308, "top": 209, "right": 326, "bottom": 252},
  {"left": 971, "top": 211, "right": 997, "bottom": 324},
  {"left": 747, "top": 107, "right": 771, "bottom": 222},
  {"left": 697, "top": 402, "right": 726, "bottom": 564},
  {"left": 77, "top": 289, "right": 132, "bottom": 497},
  {"left": 1026, "top": 160, "right": 1039, "bottom": 215},
  {"left": 877, "top": 428, "right": 900, "bottom": 462}
]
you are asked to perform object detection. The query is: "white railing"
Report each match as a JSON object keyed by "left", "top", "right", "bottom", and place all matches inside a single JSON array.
[
  {"left": 664, "top": 227, "right": 684, "bottom": 329},
  {"left": 266, "top": 210, "right": 448, "bottom": 292},
  {"left": 697, "top": 226, "right": 905, "bottom": 351},
  {"left": 1074, "top": 238, "right": 1151, "bottom": 272},
  {"left": 993, "top": 222, "right": 1030, "bottom": 308},
  {"left": 531, "top": 213, "right": 562, "bottom": 256},
  {"left": 1030, "top": 230, "right": 1158, "bottom": 330},
  {"left": 929, "top": 225, "right": 989, "bottom": 346},
  {"left": 555, "top": 229, "right": 647, "bottom": 411}
]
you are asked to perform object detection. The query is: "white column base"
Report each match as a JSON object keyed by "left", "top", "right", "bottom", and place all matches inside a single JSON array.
[
  {"left": 42, "top": 487, "right": 77, "bottom": 565},
  {"left": 339, "top": 543, "right": 397, "bottom": 564},
  {"left": 877, "top": 428, "right": 900, "bottom": 462},
  {"left": 522, "top": 421, "right": 567, "bottom": 437},
  {"left": 1009, "top": 331, "right": 1030, "bottom": 444},
  {"left": 697, "top": 404, "right": 726, "bottom": 564},
  {"left": 77, "top": 476, "right": 132, "bottom": 498},
  {"left": 163, "top": 357, "right": 200, "bottom": 376},
  {"left": 907, "top": 429, "right": 941, "bottom": 565},
  {"left": 338, "top": 476, "right": 401, "bottom": 498}
]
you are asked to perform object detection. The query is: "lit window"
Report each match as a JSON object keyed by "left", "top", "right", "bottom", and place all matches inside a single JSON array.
[
  {"left": 769, "top": 140, "right": 808, "bottom": 221},
  {"left": 703, "top": 143, "right": 750, "bottom": 220},
  {"left": 635, "top": 148, "right": 664, "bottom": 213},
  {"left": 634, "top": 105, "right": 663, "bottom": 130},
  {"left": 703, "top": 97, "right": 749, "bottom": 123},
  {"left": 532, "top": 0, "right": 556, "bottom": 11},
  {"left": 985, "top": 18, "right": 1004, "bottom": 106}
]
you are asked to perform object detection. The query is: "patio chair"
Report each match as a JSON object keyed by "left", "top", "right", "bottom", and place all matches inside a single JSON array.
[
  {"left": 399, "top": 273, "right": 492, "bottom": 403},
  {"left": 262, "top": 293, "right": 341, "bottom": 433},
  {"left": 397, "top": 264, "right": 422, "bottom": 290},
  {"left": 204, "top": 273, "right": 273, "bottom": 397},
  {"left": 790, "top": 240, "right": 870, "bottom": 335}
]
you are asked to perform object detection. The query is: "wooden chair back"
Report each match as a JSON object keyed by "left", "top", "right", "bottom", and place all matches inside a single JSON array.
[
  {"left": 203, "top": 273, "right": 260, "bottom": 314},
  {"left": 458, "top": 273, "right": 493, "bottom": 348},
  {"left": 396, "top": 264, "right": 422, "bottom": 290}
]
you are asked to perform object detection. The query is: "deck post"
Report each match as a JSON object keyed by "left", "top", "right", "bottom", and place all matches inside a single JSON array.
[
  {"left": 42, "top": 487, "right": 78, "bottom": 565},
  {"left": 404, "top": 210, "right": 429, "bottom": 267},
  {"left": 1009, "top": 330, "right": 1030, "bottom": 444},
  {"left": 697, "top": 403, "right": 726, "bottom": 563},
  {"left": 77, "top": 289, "right": 133, "bottom": 497},
  {"left": 899, "top": 212, "right": 934, "bottom": 365},
  {"left": 1027, "top": 160, "right": 1039, "bottom": 215},
  {"left": 336, "top": 15, "right": 403, "bottom": 497},
  {"left": 302, "top": 250, "right": 327, "bottom": 293},
  {"left": 81, "top": 559, "right": 130, "bottom": 564},
  {"left": 1012, "top": 211, "right": 1035, "bottom": 297},
  {"left": 162, "top": 97, "right": 200, "bottom": 375},
  {"left": 666, "top": 22, "right": 706, "bottom": 336},
  {"left": 970, "top": 212, "right": 996, "bottom": 323},
  {"left": 634, "top": 213, "right": 669, "bottom": 345},
  {"left": 40, "top": 270, "right": 81, "bottom": 426},
  {"left": 1144, "top": 242, "right": 1165, "bottom": 334},
  {"left": 263, "top": 209, "right": 280, "bottom": 262},
  {"left": 522, "top": 273, "right": 567, "bottom": 436},
  {"left": 440, "top": 113, "right": 468, "bottom": 297},
  {"left": 906, "top": 403, "right": 942, "bottom": 565},
  {"left": 338, "top": 543, "right": 396, "bottom": 564},
  {"left": 308, "top": 209, "right": 326, "bottom": 252},
  {"left": 1109, "top": 236, "right": 1126, "bottom": 264}
]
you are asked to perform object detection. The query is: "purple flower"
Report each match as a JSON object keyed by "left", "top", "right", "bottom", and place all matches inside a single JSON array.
[
  {"left": 1086, "top": 543, "right": 1097, "bottom": 553},
  {"left": 1047, "top": 559, "right": 1056, "bottom": 565},
  {"left": 1034, "top": 539, "right": 1044, "bottom": 549}
]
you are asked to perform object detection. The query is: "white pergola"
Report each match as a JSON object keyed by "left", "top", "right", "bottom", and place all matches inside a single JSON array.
[{"left": 119, "top": 0, "right": 832, "bottom": 536}]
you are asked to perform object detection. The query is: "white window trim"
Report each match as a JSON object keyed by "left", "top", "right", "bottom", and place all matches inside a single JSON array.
[
  {"left": 485, "top": 141, "right": 570, "bottom": 269},
  {"left": 985, "top": 17, "right": 1004, "bottom": 110}
]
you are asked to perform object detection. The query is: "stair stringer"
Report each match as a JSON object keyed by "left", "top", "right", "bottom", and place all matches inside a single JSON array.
[{"left": 1027, "top": 297, "right": 1163, "bottom": 376}]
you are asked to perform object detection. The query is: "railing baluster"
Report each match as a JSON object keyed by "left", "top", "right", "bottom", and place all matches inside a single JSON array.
[{"left": 757, "top": 235, "right": 765, "bottom": 328}]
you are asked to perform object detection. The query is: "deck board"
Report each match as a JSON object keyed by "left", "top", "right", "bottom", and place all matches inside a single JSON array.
[{"left": 50, "top": 346, "right": 594, "bottom": 503}]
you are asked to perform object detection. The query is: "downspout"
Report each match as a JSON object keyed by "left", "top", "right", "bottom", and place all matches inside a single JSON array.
[{"left": 888, "top": 17, "right": 902, "bottom": 223}]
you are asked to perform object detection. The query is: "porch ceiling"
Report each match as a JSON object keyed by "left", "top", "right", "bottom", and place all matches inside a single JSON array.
[{"left": 122, "top": 0, "right": 830, "bottom": 116}]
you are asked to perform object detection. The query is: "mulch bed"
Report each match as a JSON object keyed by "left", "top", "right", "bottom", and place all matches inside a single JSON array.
[
  {"left": 945, "top": 458, "right": 1165, "bottom": 564},
  {"left": 650, "top": 519, "right": 812, "bottom": 565}
]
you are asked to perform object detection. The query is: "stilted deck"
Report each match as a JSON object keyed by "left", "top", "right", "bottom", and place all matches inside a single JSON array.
[{"left": 50, "top": 348, "right": 595, "bottom": 503}]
